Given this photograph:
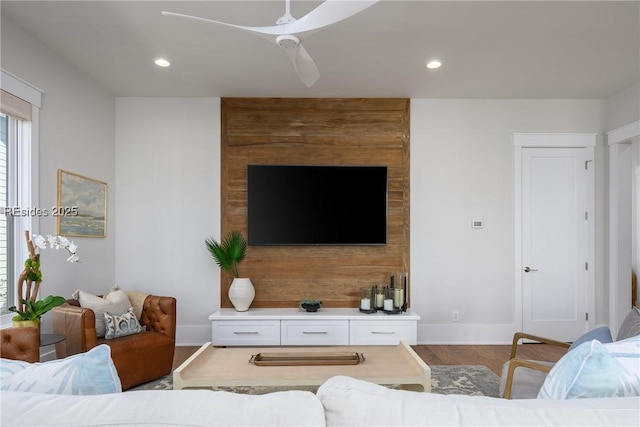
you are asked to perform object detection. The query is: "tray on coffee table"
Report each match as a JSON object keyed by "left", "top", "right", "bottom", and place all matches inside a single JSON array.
[{"left": 249, "top": 351, "right": 364, "bottom": 366}]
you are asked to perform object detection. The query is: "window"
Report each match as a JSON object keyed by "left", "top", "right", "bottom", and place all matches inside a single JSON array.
[
  {"left": 0, "top": 114, "right": 9, "bottom": 314},
  {"left": 0, "top": 111, "right": 27, "bottom": 315},
  {"left": 0, "top": 113, "right": 12, "bottom": 314},
  {"left": 0, "top": 72, "right": 41, "bottom": 322}
]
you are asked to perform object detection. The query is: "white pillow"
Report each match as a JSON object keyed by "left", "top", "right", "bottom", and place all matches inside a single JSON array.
[
  {"left": 74, "top": 289, "right": 131, "bottom": 337},
  {"left": 538, "top": 335, "right": 640, "bottom": 399},
  {"left": 0, "top": 344, "right": 121, "bottom": 394}
]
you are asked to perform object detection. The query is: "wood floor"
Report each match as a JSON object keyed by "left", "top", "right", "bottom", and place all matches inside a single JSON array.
[{"left": 173, "top": 343, "right": 567, "bottom": 376}]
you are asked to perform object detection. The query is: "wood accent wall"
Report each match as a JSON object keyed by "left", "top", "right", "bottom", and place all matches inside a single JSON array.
[{"left": 220, "top": 98, "right": 410, "bottom": 308}]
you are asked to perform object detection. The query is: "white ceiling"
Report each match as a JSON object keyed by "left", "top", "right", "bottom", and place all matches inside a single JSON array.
[{"left": 2, "top": 1, "right": 638, "bottom": 99}]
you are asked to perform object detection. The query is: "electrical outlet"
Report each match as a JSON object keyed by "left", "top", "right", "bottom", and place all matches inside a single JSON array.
[{"left": 452, "top": 310, "right": 460, "bottom": 322}]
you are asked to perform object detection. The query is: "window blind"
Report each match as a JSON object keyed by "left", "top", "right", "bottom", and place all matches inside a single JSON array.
[{"left": 0, "top": 89, "right": 31, "bottom": 121}]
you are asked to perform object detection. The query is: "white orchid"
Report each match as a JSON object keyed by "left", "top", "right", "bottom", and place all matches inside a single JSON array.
[
  {"left": 32, "top": 234, "right": 80, "bottom": 263},
  {"left": 66, "top": 253, "right": 80, "bottom": 263},
  {"left": 32, "top": 234, "right": 47, "bottom": 249}
]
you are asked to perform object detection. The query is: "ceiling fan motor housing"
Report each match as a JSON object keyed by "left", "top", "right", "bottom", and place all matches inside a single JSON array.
[{"left": 276, "top": 34, "right": 300, "bottom": 49}]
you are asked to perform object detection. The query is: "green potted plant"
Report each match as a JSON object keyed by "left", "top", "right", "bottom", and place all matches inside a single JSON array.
[
  {"left": 9, "top": 294, "right": 66, "bottom": 330},
  {"left": 205, "top": 231, "right": 254, "bottom": 311}
]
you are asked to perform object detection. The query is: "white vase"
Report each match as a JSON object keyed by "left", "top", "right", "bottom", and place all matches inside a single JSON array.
[{"left": 228, "top": 278, "right": 255, "bottom": 312}]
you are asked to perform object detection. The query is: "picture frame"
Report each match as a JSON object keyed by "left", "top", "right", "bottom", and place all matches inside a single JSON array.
[{"left": 57, "top": 169, "right": 108, "bottom": 237}]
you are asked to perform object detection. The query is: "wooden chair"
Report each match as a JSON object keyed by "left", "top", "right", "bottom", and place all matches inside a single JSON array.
[
  {"left": 501, "top": 332, "right": 570, "bottom": 399},
  {"left": 501, "top": 307, "right": 640, "bottom": 399}
]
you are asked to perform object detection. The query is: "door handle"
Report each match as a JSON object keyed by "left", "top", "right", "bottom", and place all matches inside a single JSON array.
[{"left": 524, "top": 267, "right": 538, "bottom": 273}]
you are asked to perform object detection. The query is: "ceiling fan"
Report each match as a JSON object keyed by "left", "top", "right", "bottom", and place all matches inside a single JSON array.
[{"left": 161, "top": 0, "right": 379, "bottom": 87}]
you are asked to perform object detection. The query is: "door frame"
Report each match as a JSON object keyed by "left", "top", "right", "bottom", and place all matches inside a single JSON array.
[
  {"left": 607, "top": 121, "right": 640, "bottom": 337},
  {"left": 513, "top": 133, "right": 596, "bottom": 334}
]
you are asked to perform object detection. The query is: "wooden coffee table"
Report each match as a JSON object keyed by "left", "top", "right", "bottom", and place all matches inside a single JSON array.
[{"left": 173, "top": 341, "right": 431, "bottom": 392}]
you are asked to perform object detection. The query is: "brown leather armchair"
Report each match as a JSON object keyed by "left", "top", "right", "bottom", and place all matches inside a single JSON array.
[
  {"left": 1, "top": 327, "right": 39, "bottom": 362},
  {"left": 52, "top": 294, "right": 176, "bottom": 390}
]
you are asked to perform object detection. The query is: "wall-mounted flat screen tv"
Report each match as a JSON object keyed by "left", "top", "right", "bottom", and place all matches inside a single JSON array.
[{"left": 248, "top": 165, "right": 388, "bottom": 246}]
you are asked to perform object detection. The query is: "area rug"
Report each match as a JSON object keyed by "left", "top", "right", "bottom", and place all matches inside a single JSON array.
[{"left": 129, "top": 365, "right": 500, "bottom": 397}]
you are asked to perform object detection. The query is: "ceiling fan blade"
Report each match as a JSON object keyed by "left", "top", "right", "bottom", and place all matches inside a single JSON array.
[
  {"left": 285, "top": 0, "right": 379, "bottom": 35},
  {"left": 162, "top": 1, "right": 379, "bottom": 37},
  {"left": 284, "top": 43, "right": 320, "bottom": 87},
  {"left": 161, "top": 11, "right": 282, "bottom": 38}
]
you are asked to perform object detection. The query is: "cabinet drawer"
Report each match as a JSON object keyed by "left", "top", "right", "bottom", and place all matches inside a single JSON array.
[
  {"left": 349, "top": 320, "right": 417, "bottom": 345},
  {"left": 281, "top": 320, "right": 349, "bottom": 345},
  {"left": 213, "top": 321, "right": 280, "bottom": 346}
]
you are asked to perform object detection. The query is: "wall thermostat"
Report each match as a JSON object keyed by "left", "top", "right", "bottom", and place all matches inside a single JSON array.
[{"left": 471, "top": 219, "right": 484, "bottom": 229}]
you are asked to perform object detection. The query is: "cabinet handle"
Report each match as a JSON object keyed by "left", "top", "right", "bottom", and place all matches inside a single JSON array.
[
  {"left": 371, "top": 331, "right": 396, "bottom": 334},
  {"left": 234, "top": 331, "right": 259, "bottom": 335},
  {"left": 303, "top": 331, "right": 328, "bottom": 334}
]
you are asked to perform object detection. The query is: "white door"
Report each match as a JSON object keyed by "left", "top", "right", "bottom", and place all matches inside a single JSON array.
[{"left": 521, "top": 147, "right": 591, "bottom": 341}]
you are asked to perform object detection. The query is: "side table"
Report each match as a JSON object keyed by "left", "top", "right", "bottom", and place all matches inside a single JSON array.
[
  {"left": 40, "top": 333, "right": 65, "bottom": 360},
  {"left": 40, "top": 333, "right": 65, "bottom": 347}
]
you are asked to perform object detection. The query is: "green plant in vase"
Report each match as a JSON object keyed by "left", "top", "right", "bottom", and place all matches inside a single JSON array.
[
  {"left": 9, "top": 295, "right": 66, "bottom": 329},
  {"left": 10, "top": 230, "right": 78, "bottom": 329},
  {"left": 205, "top": 231, "right": 254, "bottom": 311},
  {"left": 205, "top": 231, "right": 247, "bottom": 278}
]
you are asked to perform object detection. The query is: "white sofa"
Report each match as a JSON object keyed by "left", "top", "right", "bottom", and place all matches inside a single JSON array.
[{"left": 2, "top": 376, "right": 639, "bottom": 427}]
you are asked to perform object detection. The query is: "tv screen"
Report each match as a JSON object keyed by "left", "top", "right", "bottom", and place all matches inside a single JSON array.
[{"left": 248, "top": 165, "right": 387, "bottom": 246}]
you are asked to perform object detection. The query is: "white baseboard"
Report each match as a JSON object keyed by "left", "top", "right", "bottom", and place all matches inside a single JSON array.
[
  {"left": 417, "top": 323, "right": 516, "bottom": 345},
  {"left": 40, "top": 347, "right": 56, "bottom": 362}
]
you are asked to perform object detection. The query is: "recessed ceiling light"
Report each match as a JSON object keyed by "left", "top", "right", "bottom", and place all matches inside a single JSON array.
[
  {"left": 154, "top": 58, "right": 171, "bottom": 67},
  {"left": 426, "top": 60, "right": 442, "bottom": 69}
]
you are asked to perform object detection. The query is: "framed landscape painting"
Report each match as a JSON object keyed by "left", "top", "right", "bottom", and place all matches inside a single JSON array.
[{"left": 57, "top": 169, "right": 107, "bottom": 237}]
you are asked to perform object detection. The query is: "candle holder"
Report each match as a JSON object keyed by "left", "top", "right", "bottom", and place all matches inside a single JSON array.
[
  {"left": 401, "top": 272, "right": 409, "bottom": 312},
  {"left": 359, "top": 286, "right": 377, "bottom": 314},
  {"left": 383, "top": 287, "right": 401, "bottom": 314},
  {"left": 375, "top": 285, "right": 385, "bottom": 310},
  {"left": 390, "top": 271, "right": 409, "bottom": 312}
]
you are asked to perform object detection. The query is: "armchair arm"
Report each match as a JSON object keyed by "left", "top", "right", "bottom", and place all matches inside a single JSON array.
[
  {"left": 509, "top": 332, "right": 570, "bottom": 359},
  {"left": 0, "top": 327, "right": 39, "bottom": 362},
  {"left": 139, "top": 295, "right": 176, "bottom": 341},
  {"left": 503, "top": 358, "right": 554, "bottom": 399},
  {"left": 52, "top": 303, "right": 98, "bottom": 358}
]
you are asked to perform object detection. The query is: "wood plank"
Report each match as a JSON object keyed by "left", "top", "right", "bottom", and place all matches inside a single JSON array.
[{"left": 220, "top": 98, "right": 410, "bottom": 309}]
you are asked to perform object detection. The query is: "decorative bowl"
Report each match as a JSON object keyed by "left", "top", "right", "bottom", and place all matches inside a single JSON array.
[{"left": 299, "top": 300, "right": 322, "bottom": 312}]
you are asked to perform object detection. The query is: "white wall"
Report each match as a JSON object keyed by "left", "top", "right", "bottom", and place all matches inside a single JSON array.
[
  {"left": 115, "top": 98, "right": 220, "bottom": 345},
  {"left": 4, "top": 13, "right": 632, "bottom": 346},
  {"left": 1, "top": 18, "right": 116, "bottom": 332},
  {"left": 115, "top": 97, "right": 609, "bottom": 346},
  {"left": 606, "top": 83, "right": 640, "bottom": 132},
  {"left": 411, "top": 99, "right": 607, "bottom": 344},
  {"left": 605, "top": 84, "right": 640, "bottom": 325}
]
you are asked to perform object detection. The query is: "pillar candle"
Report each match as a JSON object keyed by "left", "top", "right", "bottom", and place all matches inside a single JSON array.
[
  {"left": 360, "top": 297, "right": 371, "bottom": 310},
  {"left": 375, "top": 292, "right": 384, "bottom": 308},
  {"left": 383, "top": 298, "right": 394, "bottom": 311},
  {"left": 394, "top": 288, "right": 402, "bottom": 308}
]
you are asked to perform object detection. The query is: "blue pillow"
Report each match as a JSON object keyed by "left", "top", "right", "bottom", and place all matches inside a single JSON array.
[
  {"left": 538, "top": 335, "right": 640, "bottom": 399},
  {"left": 0, "top": 344, "right": 121, "bottom": 394},
  {"left": 569, "top": 326, "right": 613, "bottom": 351}
]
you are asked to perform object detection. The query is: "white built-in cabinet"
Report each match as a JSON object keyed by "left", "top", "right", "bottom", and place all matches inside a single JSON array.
[{"left": 209, "top": 308, "right": 420, "bottom": 346}]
